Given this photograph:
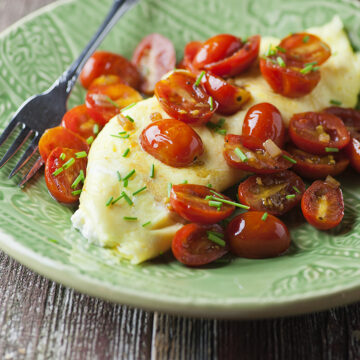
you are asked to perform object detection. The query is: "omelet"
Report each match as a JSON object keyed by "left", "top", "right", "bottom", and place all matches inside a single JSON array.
[{"left": 72, "top": 16, "right": 360, "bottom": 264}]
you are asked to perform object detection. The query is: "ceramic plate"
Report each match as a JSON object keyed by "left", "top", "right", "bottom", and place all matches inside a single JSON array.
[{"left": 1, "top": 0, "right": 360, "bottom": 319}]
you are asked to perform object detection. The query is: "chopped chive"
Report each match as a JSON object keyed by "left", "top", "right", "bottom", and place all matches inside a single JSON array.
[
  {"left": 282, "top": 154, "right": 297, "bottom": 164},
  {"left": 86, "top": 136, "right": 94, "bottom": 145},
  {"left": 63, "top": 158, "right": 75, "bottom": 169},
  {"left": 122, "top": 191, "right": 133, "bottom": 205},
  {"left": 207, "top": 184, "right": 213, "bottom": 188},
  {"left": 261, "top": 212, "right": 268, "bottom": 221},
  {"left": 300, "top": 64, "right": 314, "bottom": 74},
  {"left": 207, "top": 196, "right": 250, "bottom": 210},
  {"left": 71, "top": 172, "right": 84, "bottom": 189},
  {"left": 118, "top": 131, "right": 127, "bottom": 135},
  {"left": 182, "top": 180, "right": 188, "bottom": 184},
  {"left": 122, "top": 148, "right": 130, "bottom": 157},
  {"left": 71, "top": 189, "right": 82, "bottom": 196},
  {"left": 150, "top": 164, "right": 155, "bottom": 178},
  {"left": 52, "top": 167, "right": 63, "bottom": 176},
  {"left": 293, "top": 186, "right": 301, "bottom": 193},
  {"left": 286, "top": 194, "right": 296, "bottom": 200},
  {"left": 210, "top": 190, "right": 224, "bottom": 199},
  {"left": 325, "top": 147, "right": 339, "bottom": 152},
  {"left": 207, "top": 232, "right": 226, "bottom": 247},
  {"left": 303, "top": 35, "right": 310, "bottom": 43},
  {"left": 59, "top": 153, "right": 66, "bottom": 161},
  {"left": 133, "top": 186, "right": 147, "bottom": 196},
  {"left": 105, "top": 96, "right": 120, "bottom": 108},
  {"left": 209, "top": 200, "right": 222, "bottom": 208},
  {"left": 126, "top": 115, "right": 135, "bottom": 123},
  {"left": 168, "top": 183, "right": 172, "bottom": 197},
  {"left": 106, "top": 196, "right": 114, "bottom": 206},
  {"left": 142, "top": 221, "right": 151, "bottom": 227},
  {"left": 330, "top": 99, "right": 342, "bottom": 106},
  {"left": 123, "top": 169, "right": 136, "bottom": 181},
  {"left": 121, "top": 102, "right": 137, "bottom": 112},
  {"left": 194, "top": 71, "right": 205, "bottom": 86},
  {"left": 75, "top": 151, "right": 87, "bottom": 159},
  {"left": 93, "top": 124, "right": 99, "bottom": 135},
  {"left": 276, "top": 56, "right": 286, "bottom": 67},
  {"left": 218, "top": 118, "right": 226, "bottom": 127},
  {"left": 116, "top": 171, "right": 122, "bottom": 181},
  {"left": 111, "top": 194, "right": 124, "bottom": 205},
  {"left": 265, "top": 44, "right": 277, "bottom": 57},
  {"left": 209, "top": 96, "right": 214, "bottom": 111},
  {"left": 207, "top": 230, "right": 224, "bottom": 239},
  {"left": 123, "top": 179, "right": 128, "bottom": 188},
  {"left": 305, "top": 61, "right": 318, "bottom": 66},
  {"left": 234, "top": 147, "right": 248, "bottom": 162},
  {"left": 312, "top": 66, "right": 320, "bottom": 71},
  {"left": 276, "top": 46, "right": 286, "bottom": 53},
  {"left": 111, "top": 134, "right": 130, "bottom": 139},
  {"left": 123, "top": 216, "right": 137, "bottom": 221},
  {"left": 217, "top": 129, "right": 227, "bottom": 135}
]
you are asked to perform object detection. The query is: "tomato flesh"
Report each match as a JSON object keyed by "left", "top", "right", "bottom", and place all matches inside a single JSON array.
[
  {"left": 79, "top": 51, "right": 141, "bottom": 89},
  {"left": 155, "top": 71, "right": 217, "bottom": 125},
  {"left": 172, "top": 223, "right": 228, "bottom": 266},
  {"left": 170, "top": 184, "right": 234, "bottom": 224},
  {"left": 39, "top": 126, "right": 89, "bottom": 162},
  {"left": 139, "top": 118, "right": 204, "bottom": 167},
  {"left": 132, "top": 33, "right": 176, "bottom": 94},
  {"left": 289, "top": 111, "right": 350, "bottom": 155},
  {"left": 242, "top": 102, "right": 285, "bottom": 147},
  {"left": 237, "top": 170, "right": 305, "bottom": 216},
  {"left": 223, "top": 134, "right": 293, "bottom": 174},
  {"left": 301, "top": 179, "right": 344, "bottom": 230},
  {"left": 45, "top": 147, "right": 87, "bottom": 204},
  {"left": 226, "top": 211, "right": 290, "bottom": 259}
]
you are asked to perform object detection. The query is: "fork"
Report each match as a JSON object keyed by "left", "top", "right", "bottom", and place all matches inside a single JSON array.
[{"left": 0, "top": 0, "right": 139, "bottom": 186}]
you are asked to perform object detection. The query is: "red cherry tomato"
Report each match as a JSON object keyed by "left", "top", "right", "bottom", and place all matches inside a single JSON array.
[
  {"left": 45, "top": 147, "right": 87, "bottom": 204},
  {"left": 226, "top": 211, "right": 290, "bottom": 259},
  {"left": 155, "top": 71, "right": 217, "bottom": 125},
  {"left": 172, "top": 223, "right": 228, "bottom": 266},
  {"left": 289, "top": 112, "right": 350, "bottom": 155},
  {"left": 301, "top": 179, "right": 344, "bottom": 230},
  {"left": 85, "top": 75, "right": 142, "bottom": 126},
  {"left": 279, "top": 33, "right": 331, "bottom": 65},
  {"left": 242, "top": 102, "right": 285, "bottom": 147},
  {"left": 201, "top": 73, "right": 250, "bottom": 115},
  {"left": 287, "top": 145, "right": 349, "bottom": 179},
  {"left": 139, "top": 118, "right": 204, "bottom": 167},
  {"left": 181, "top": 41, "right": 202, "bottom": 73},
  {"left": 61, "top": 104, "right": 101, "bottom": 140},
  {"left": 39, "top": 126, "right": 89, "bottom": 162},
  {"left": 79, "top": 51, "right": 141, "bottom": 89},
  {"left": 132, "top": 33, "right": 176, "bottom": 95},
  {"left": 193, "top": 35, "right": 260, "bottom": 77},
  {"left": 260, "top": 56, "right": 321, "bottom": 98},
  {"left": 223, "top": 134, "right": 293, "bottom": 174},
  {"left": 237, "top": 170, "right": 305, "bottom": 216},
  {"left": 170, "top": 184, "right": 234, "bottom": 224}
]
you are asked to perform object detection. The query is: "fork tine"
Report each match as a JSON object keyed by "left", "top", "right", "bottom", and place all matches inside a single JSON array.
[
  {"left": 18, "top": 156, "right": 44, "bottom": 188},
  {"left": 0, "top": 126, "right": 32, "bottom": 169},
  {"left": 0, "top": 118, "right": 19, "bottom": 147},
  {"left": 8, "top": 134, "right": 40, "bottom": 179}
]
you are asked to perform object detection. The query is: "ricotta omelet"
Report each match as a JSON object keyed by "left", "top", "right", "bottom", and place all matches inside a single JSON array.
[{"left": 72, "top": 17, "right": 360, "bottom": 264}]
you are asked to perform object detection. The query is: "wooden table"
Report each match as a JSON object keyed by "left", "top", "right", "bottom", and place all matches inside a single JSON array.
[{"left": 1, "top": 1, "right": 360, "bottom": 359}]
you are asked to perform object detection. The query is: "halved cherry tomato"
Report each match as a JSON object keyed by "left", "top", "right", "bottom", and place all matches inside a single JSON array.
[
  {"left": 279, "top": 33, "right": 331, "bottom": 65},
  {"left": 289, "top": 111, "right": 350, "bottom": 154},
  {"left": 242, "top": 102, "right": 285, "bottom": 147},
  {"left": 170, "top": 184, "right": 234, "bottom": 224},
  {"left": 192, "top": 35, "right": 260, "bottom": 77},
  {"left": 260, "top": 55, "right": 321, "bottom": 98},
  {"left": 155, "top": 71, "right": 217, "bottom": 125},
  {"left": 181, "top": 41, "right": 202, "bottom": 73},
  {"left": 79, "top": 51, "right": 141, "bottom": 89},
  {"left": 39, "top": 126, "right": 89, "bottom": 162},
  {"left": 287, "top": 145, "right": 349, "bottom": 179},
  {"left": 223, "top": 134, "right": 293, "bottom": 174},
  {"left": 139, "top": 118, "right": 204, "bottom": 167},
  {"left": 237, "top": 170, "right": 305, "bottom": 215},
  {"left": 45, "top": 147, "right": 87, "bottom": 204},
  {"left": 201, "top": 73, "right": 250, "bottom": 115},
  {"left": 301, "top": 178, "right": 344, "bottom": 230},
  {"left": 226, "top": 211, "right": 290, "bottom": 259},
  {"left": 132, "top": 33, "right": 176, "bottom": 95},
  {"left": 85, "top": 75, "right": 142, "bottom": 125},
  {"left": 172, "top": 223, "right": 228, "bottom": 266},
  {"left": 61, "top": 104, "right": 101, "bottom": 140}
]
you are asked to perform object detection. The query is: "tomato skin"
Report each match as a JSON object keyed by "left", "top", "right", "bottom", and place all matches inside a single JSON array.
[
  {"left": 201, "top": 73, "right": 251, "bottom": 115},
  {"left": 154, "top": 71, "right": 217, "bottom": 125},
  {"left": 279, "top": 33, "right": 331, "bottom": 65},
  {"left": 242, "top": 102, "right": 285, "bottom": 147},
  {"left": 45, "top": 147, "right": 87, "bottom": 204},
  {"left": 289, "top": 112, "right": 350, "bottom": 155},
  {"left": 301, "top": 180, "right": 344, "bottom": 230},
  {"left": 139, "top": 118, "right": 204, "bottom": 167},
  {"left": 132, "top": 33, "right": 176, "bottom": 95},
  {"left": 182, "top": 41, "right": 203, "bottom": 73},
  {"left": 226, "top": 211, "right": 290, "bottom": 259},
  {"left": 170, "top": 184, "right": 234, "bottom": 224},
  {"left": 79, "top": 51, "right": 141, "bottom": 89},
  {"left": 287, "top": 145, "right": 349, "bottom": 179},
  {"left": 237, "top": 170, "right": 305, "bottom": 216},
  {"left": 85, "top": 75, "right": 142, "bottom": 126},
  {"left": 260, "top": 57, "right": 321, "bottom": 98},
  {"left": 39, "top": 126, "right": 89, "bottom": 162},
  {"left": 193, "top": 35, "right": 260, "bottom": 77},
  {"left": 223, "top": 134, "right": 293, "bottom": 174},
  {"left": 61, "top": 104, "right": 101, "bottom": 140},
  {"left": 172, "top": 223, "right": 228, "bottom": 267}
]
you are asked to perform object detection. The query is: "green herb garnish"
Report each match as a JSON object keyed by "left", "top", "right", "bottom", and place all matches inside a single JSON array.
[
  {"left": 207, "top": 231, "right": 226, "bottom": 247},
  {"left": 276, "top": 56, "right": 286, "bottom": 68},
  {"left": 286, "top": 194, "right": 296, "bottom": 200},
  {"left": 330, "top": 99, "right": 342, "bottom": 106},
  {"left": 59, "top": 153, "right": 66, "bottom": 161},
  {"left": 122, "top": 148, "right": 130, "bottom": 157},
  {"left": 93, "top": 124, "right": 99, "bottom": 135},
  {"left": 126, "top": 115, "right": 135, "bottom": 123},
  {"left": 261, "top": 212, "right": 268, "bottom": 221},
  {"left": 325, "top": 147, "right": 339, "bottom": 152},
  {"left": 234, "top": 147, "right": 248, "bottom": 162},
  {"left": 52, "top": 168, "right": 63, "bottom": 176},
  {"left": 133, "top": 186, "right": 147, "bottom": 196},
  {"left": 123, "top": 216, "right": 137, "bottom": 221},
  {"left": 150, "top": 164, "right": 155, "bottom": 178},
  {"left": 75, "top": 151, "right": 87, "bottom": 159},
  {"left": 194, "top": 71, "right": 205, "bottom": 86},
  {"left": 142, "top": 221, "right": 151, "bottom": 227},
  {"left": 106, "top": 196, "right": 114, "bottom": 206},
  {"left": 63, "top": 158, "right": 75, "bottom": 169},
  {"left": 282, "top": 154, "right": 297, "bottom": 164},
  {"left": 86, "top": 136, "right": 94, "bottom": 145}
]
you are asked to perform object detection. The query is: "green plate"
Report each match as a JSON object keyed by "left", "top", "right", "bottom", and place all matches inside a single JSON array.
[{"left": 1, "top": 0, "right": 360, "bottom": 319}]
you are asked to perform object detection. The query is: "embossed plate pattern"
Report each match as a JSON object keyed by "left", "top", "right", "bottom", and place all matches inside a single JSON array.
[{"left": 0, "top": 0, "right": 360, "bottom": 318}]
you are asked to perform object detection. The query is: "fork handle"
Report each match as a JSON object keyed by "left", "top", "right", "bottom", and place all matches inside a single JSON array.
[{"left": 57, "top": 0, "right": 139, "bottom": 94}]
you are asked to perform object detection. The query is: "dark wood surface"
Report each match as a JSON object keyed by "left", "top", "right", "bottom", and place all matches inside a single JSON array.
[{"left": 1, "top": 1, "right": 360, "bottom": 359}]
